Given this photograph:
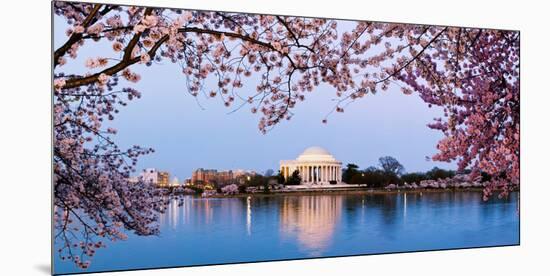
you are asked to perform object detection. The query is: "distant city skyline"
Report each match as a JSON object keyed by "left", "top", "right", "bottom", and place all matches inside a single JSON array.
[{"left": 54, "top": 17, "right": 456, "bottom": 181}]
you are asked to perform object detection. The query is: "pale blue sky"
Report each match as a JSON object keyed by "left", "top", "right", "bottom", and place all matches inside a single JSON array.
[{"left": 54, "top": 13, "right": 455, "bottom": 180}]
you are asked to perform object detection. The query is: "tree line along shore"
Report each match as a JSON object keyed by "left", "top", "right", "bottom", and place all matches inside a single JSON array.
[{"left": 162, "top": 156, "right": 516, "bottom": 197}]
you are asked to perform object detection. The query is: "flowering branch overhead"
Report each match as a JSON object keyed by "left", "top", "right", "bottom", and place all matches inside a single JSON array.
[{"left": 53, "top": 2, "right": 519, "bottom": 269}]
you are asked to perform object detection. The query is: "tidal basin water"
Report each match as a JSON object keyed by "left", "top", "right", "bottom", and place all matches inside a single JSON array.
[{"left": 54, "top": 191, "right": 519, "bottom": 274}]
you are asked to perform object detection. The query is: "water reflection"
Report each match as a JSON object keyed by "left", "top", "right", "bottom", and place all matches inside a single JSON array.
[
  {"left": 370, "top": 194, "right": 399, "bottom": 230},
  {"left": 279, "top": 195, "right": 343, "bottom": 256},
  {"left": 161, "top": 197, "right": 214, "bottom": 229},
  {"left": 403, "top": 193, "right": 407, "bottom": 220},
  {"left": 171, "top": 198, "right": 178, "bottom": 229},
  {"left": 54, "top": 192, "right": 519, "bottom": 275},
  {"left": 247, "top": 196, "right": 252, "bottom": 236}
]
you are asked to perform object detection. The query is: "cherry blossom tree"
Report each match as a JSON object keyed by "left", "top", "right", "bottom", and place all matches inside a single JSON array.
[
  {"left": 53, "top": 2, "right": 519, "bottom": 269},
  {"left": 394, "top": 27, "right": 519, "bottom": 200}
]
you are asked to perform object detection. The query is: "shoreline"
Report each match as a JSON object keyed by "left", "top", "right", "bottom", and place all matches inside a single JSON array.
[{"left": 200, "top": 187, "right": 515, "bottom": 198}]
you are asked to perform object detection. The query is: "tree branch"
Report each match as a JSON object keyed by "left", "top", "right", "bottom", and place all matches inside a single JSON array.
[
  {"left": 276, "top": 16, "right": 314, "bottom": 52},
  {"left": 54, "top": 4, "right": 103, "bottom": 67},
  {"left": 376, "top": 27, "right": 447, "bottom": 84},
  {"left": 62, "top": 25, "right": 303, "bottom": 89},
  {"left": 64, "top": 34, "right": 167, "bottom": 89}
]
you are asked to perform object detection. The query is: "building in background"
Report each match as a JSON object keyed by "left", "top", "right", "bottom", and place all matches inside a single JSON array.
[
  {"left": 157, "top": 171, "right": 170, "bottom": 187},
  {"left": 233, "top": 169, "right": 258, "bottom": 185},
  {"left": 191, "top": 168, "right": 218, "bottom": 187},
  {"left": 139, "top": 168, "right": 170, "bottom": 187},
  {"left": 191, "top": 168, "right": 232, "bottom": 187},
  {"left": 170, "top": 177, "right": 180, "bottom": 187},
  {"left": 191, "top": 168, "right": 256, "bottom": 187},
  {"left": 233, "top": 169, "right": 257, "bottom": 178},
  {"left": 128, "top": 176, "right": 139, "bottom": 184},
  {"left": 216, "top": 170, "right": 233, "bottom": 184},
  {"left": 141, "top": 168, "right": 159, "bottom": 184}
]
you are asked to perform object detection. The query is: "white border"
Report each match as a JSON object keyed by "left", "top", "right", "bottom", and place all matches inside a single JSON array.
[{"left": 2, "top": 0, "right": 549, "bottom": 275}]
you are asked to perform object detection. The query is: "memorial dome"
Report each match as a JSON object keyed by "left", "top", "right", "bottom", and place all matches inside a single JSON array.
[{"left": 297, "top": 146, "right": 336, "bottom": 162}]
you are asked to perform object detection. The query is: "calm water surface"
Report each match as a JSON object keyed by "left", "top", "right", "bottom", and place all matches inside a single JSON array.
[{"left": 54, "top": 191, "right": 519, "bottom": 274}]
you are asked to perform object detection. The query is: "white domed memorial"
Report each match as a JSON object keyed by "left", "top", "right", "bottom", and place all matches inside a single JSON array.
[{"left": 280, "top": 146, "right": 342, "bottom": 185}]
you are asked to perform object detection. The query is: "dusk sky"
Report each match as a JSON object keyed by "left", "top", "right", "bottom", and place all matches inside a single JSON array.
[{"left": 54, "top": 15, "right": 455, "bottom": 181}]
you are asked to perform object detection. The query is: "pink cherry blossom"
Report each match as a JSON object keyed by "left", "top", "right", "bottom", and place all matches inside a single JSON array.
[
  {"left": 133, "top": 24, "right": 146, "bottom": 33},
  {"left": 140, "top": 53, "right": 150, "bottom": 64},
  {"left": 73, "top": 25, "right": 84, "bottom": 33},
  {"left": 97, "top": 73, "right": 109, "bottom": 86},
  {"left": 53, "top": 78, "right": 66, "bottom": 91},
  {"left": 112, "top": 41, "right": 123, "bottom": 52}
]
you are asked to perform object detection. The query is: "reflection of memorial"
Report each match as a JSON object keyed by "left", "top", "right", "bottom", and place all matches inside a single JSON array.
[{"left": 280, "top": 196, "right": 343, "bottom": 256}]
